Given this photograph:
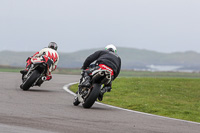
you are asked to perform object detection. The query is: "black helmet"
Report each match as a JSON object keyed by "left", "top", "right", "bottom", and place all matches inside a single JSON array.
[{"left": 48, "top": 42, "right": 58, "bottom": 51}]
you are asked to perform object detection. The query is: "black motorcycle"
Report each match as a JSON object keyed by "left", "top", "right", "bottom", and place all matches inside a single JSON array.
[
  {"left": 73, "top": 67, "right": 112, "bottom": 108},
  {"left": 20, "top": 56, "right": 50, "bottom": 91}
]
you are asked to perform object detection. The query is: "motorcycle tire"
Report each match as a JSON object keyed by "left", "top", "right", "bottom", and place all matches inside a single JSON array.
[
  {"left": 82, "top": 83, "right": 101, "bottom": 108},
  {"left": 21, "top": 70, "right": 40, "bottom": 91}
]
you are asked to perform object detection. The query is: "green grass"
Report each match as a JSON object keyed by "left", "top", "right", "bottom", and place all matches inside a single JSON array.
[
  {"left": 70, "top": 77, "right": 200, "bottom": 123},
  {"left": 120, "top": 70, "right": 200, "bottom": 78},
  {"left": 0, "top": 66, "right": 82, "bottom": 75},
  {"left": 0, "top": 68, "right": 22, "bottom": 72},
  {"left": 1, "top": 66, "right": 200, "bottom": 78}
]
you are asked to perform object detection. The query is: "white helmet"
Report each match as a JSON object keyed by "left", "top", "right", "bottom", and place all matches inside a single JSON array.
[{"left": 105, "top": 44, "right": 117, "bottom": 53}]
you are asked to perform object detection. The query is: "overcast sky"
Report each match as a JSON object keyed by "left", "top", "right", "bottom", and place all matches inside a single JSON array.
[{"left": 0, "top": 0, "right": 200, "bottom": 53}]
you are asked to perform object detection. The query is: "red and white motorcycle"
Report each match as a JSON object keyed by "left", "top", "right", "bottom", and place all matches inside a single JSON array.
[{"left": 20, "top": 56, "right": 52, "bottom": 91}]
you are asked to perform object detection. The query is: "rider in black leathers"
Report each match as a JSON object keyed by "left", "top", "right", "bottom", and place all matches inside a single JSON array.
[{"left": 80, "top": 44, "right": 121, "bottom": 101}]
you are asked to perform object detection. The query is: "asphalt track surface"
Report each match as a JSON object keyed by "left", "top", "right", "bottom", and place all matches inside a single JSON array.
[{"left": 0, "top": 72, "right": 200, "bottom": 133}]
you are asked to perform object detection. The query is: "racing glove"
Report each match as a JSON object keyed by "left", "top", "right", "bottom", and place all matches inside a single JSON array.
[
  {"left": 46, "top": 75, "right": 52, "bottom": 81},
  {"left": 26, "top": 57, "right": 32, "bottom": 61}
]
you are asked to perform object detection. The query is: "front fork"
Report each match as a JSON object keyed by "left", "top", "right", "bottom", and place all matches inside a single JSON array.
[
  {"left": 22, "top": 64, "right": 34, "bottom": 80},
  {"left": 77, "top": 91, "right": 84, "bottom": 103}
]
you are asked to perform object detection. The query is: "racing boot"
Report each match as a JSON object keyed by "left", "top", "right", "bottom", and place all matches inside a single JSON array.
[
  {"left": 98, "top": 92, "right": 104, "bottom": 101},
  {"left": 98, "top": 86, "right": 112, "bottom": 101},
  {"left": 20, "top": 69, "right": 28, "bottom": 75},
  {"left": 79, "top": 71, "right": 91, "bottom": 87},
  {"left": 80, "top": 75, "right": 91, "bottom": 87}
]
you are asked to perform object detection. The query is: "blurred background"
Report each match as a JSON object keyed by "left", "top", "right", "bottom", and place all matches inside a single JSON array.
[{"left": 0, "top": 0, "right": 200, "bottom": 72}]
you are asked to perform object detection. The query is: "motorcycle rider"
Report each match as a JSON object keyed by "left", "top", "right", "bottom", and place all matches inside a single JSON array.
[
  {"left": 20, "top": 42, "right": 59, "bottom": 81},
  {"left": 79, "top": 44, "right": 121, "bottom": 101}
]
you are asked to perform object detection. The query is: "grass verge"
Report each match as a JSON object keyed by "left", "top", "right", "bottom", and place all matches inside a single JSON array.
[
  {"left": 0, "top": 68, "right": 22, "bottom": 72},
  {"left": 1, "top": 67, "right": 200, "bottom": 78},
  {"left": 70, "top": 77, "right": 200, "bottom": 123}
]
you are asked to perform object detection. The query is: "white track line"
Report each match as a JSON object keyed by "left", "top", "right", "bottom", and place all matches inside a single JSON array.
[{"left": 63, "top": 82, "right": 200, "bottom": 125}]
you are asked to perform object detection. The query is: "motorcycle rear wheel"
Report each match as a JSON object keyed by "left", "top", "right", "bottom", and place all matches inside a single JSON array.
[
  {"left": 82, "top": 83, "right": 101, "bottom": 108},
  {"left": 21, "top": 70, "right": 40, "bottom": 91}
]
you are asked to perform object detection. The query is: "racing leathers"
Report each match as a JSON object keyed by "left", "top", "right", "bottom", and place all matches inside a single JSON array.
[
  {"left": 82, "top": 50, "right": 121, "bottom": 80},
  {"left": 24, "top": 48, "right": 59, "bottom": 81}
]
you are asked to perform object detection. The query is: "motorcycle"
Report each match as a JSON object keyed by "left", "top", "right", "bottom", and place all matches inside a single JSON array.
[
  {"left": 20, "top": 56, "right": 51, "bottom": 91},
  {"left": 73, "top": 65, "right": 112, "bottom": 108}
]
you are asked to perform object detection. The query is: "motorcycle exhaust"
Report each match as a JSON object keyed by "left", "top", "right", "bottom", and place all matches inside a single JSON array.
[
  {"left": 41, "top": 76, "right": 46, "bottom": 81},
  {"left": 106, "top": 75, "right": 111, "bottom": 79},
  {"left": 101, "top": 76, "right": 111, "bottom": 85},
  {"left": 105, "top": 71, "right": 110, "bottom": 75},
  {"left": 92, "top": 71, "right": 104, "bottom": 82},
  {"left": 99, "top": 71, "right": 105, "bottom": 76}
]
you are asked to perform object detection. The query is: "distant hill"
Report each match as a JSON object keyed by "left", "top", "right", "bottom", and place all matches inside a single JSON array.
[{"left": 1, "top": 47, "right": 200, "bottom": 71}]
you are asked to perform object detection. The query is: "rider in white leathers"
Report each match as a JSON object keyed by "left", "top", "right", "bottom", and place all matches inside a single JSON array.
[{"left": 20, "top": 42, "right": 59, "bottom": 81}]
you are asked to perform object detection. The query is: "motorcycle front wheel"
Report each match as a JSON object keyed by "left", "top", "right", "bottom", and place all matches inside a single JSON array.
[
  {"left": 20, "top": 70, "right": 40, "bottom": 91},
  {"left": 82, "top": 83, "right": 101, "bottom": 108}
]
